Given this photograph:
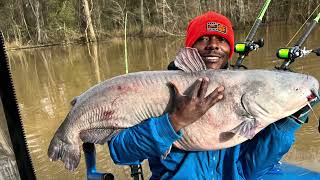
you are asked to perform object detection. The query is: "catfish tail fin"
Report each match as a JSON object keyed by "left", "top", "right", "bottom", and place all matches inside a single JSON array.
[{"left": 47, "top": 135, "right": 80, "bottom": 171}]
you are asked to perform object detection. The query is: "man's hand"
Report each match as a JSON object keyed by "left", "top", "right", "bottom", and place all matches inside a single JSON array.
[{"left": 168, "top": 77, "right": 225, "bottom": 132}]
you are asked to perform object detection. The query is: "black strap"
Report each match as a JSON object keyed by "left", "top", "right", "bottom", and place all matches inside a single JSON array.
[{"left": 0, "top": 32, "right": 36, "bottom": 179}]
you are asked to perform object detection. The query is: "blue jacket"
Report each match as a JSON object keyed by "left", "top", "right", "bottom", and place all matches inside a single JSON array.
[{"left": 108, "top": 113, "right": 306, "bottom": 179}]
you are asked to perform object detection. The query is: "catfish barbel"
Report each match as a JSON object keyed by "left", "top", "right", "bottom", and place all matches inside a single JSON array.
[{"left": 48, "top": 68, "right": 319, "bottom": 171}]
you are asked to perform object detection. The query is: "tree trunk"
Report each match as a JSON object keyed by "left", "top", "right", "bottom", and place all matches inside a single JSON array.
[
  {"left": 162, "top": 0, "right": 166, "bottom": 29},
  {"left": 19, "top": 3, "right": 32, "bottom": 41},
  {"left": 235, "top": 0, "right": 244, "bottom": 25},
  {"left": 140, "top": 0, "right": 145, "bottom": 36},
  {"left": 87, "top": 43, "right": 100, "bottom": 83},
  {"left": 27, "top": 0, "right": 41, "bottom": 43},
  {"left": 34, "top": 1, "right": 41, "bottom": 43},
  {"left": 217, "top": 1, "right": 221, "bottom": 13},
  {"left": 80, "top": 0, "right": 96, "bottom": 43},
  {"left": 286, "top": 0, "right": 294, "bottom": 23},
  {"left": 96, "top": 5, "right": 102, "bottom": 36}
]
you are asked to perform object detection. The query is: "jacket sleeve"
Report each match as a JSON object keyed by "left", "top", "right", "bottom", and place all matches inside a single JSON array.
[
  {"left": 238, "top": 116, "right": 304, "bottom": 179},
  {"left": 108, "top": 113, "right": 182, "bottom": 165}
]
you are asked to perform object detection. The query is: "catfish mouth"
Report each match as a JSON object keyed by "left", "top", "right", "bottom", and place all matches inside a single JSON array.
[
  {"left": 308, "top": 89, "right": 319, "bottom": 102},
  {"left": 307, "top": 93, "right": 316, "bottom": 102}
]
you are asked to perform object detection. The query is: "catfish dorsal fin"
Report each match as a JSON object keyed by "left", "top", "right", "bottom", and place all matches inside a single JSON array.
[{"left": 173, "top": 47, "right": 207, "bottom": 72}]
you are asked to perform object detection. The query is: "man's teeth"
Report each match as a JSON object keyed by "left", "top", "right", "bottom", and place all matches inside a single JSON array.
[
  {"left": 204, "top": 56, "right": 220, "bottom": 62},
  {"left": 206, "top": 57, "right": 219, "bottom": 60}
]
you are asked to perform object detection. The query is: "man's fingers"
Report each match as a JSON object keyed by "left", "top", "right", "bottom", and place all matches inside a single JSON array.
[
  {"left": 168, "top": 82, "right": 182, "bottom": 97},
  {"left": 209, "top": 94, "right": 224, "bottom": 106},
  {"left": 198, "top": 77, "right": 209, "bottom": 99},
  {"left": 191, "top": 78, "right": 203, "bottom": 98},
  {"left": 205, "top": 86, "right": 225, "bottom": 107}
]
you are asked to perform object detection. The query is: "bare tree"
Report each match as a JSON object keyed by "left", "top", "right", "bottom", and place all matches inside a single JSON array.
[
  {"left": 0, "top": 0, "right": 317, "bottom": 45},
  {"left": 79, "top": 0, "right": 96, "bottom": 42},
  {"left": 140, "top": 0, "right": 145, "bottom": 36},
  {"left": 27, "top": 0, "right": 42, "bottom": 43}
]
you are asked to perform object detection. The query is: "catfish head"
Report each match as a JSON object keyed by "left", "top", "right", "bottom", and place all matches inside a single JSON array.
[{"left": 241, "top": 70, "right": 319, "bottom": 125}]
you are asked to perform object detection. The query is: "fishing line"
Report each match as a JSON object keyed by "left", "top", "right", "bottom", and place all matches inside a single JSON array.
[
  {"left": 289, "top": 103, "right": 318, "bottom": 124},
  {"left": 286, "top": 4, "right": 320, "bottom": 47},
  {"left": 307, "top": 102, "right": 320, "bottom": 123}
]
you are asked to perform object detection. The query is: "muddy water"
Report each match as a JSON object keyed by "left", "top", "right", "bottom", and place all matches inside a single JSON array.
[{"left": 7, "top": 24, "right": 320, "bottom": 179}]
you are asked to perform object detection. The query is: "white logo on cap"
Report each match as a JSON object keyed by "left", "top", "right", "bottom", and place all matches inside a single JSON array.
[{"left": 207, "top": 22, "right": 227, "bottom": 34}]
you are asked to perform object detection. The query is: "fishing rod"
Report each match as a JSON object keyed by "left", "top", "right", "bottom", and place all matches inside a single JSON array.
[
  {"left": 274, "top": 9, "right": 320, "bottom": 132},
  {"left": 232, "top": 0, "right": 272, "bottom": 69},
  {"left": 275, "top": 11, "right": 320, "bottom": 70}
]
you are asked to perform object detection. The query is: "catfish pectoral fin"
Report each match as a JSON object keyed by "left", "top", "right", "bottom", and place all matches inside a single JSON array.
[
  {"left": 229, "top": 119, "right": 257, "bottom": 139},
  {"left": 219, "top": 132, "right": 236, "bottom": 142}
]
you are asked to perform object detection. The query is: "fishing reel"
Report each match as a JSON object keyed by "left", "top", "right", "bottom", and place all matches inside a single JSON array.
[
  {"left": 276, "top": 46, "right": 312, "bottom": 60},
  {"left": 234, "top": 38, "right": 264, "bottom": 56},
  {"left": 231, "top": 38, "right": 264, "bottom": 69},
  {"left": 275, "top": 46, "right": 320, "bottom": 70}
]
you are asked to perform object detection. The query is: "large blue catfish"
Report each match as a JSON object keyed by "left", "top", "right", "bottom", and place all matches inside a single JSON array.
[{"left": 48, "top": 48, "right": 319, "bottom": 171}]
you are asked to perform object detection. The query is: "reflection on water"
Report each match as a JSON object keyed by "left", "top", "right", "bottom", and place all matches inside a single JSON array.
[{"left": 7, "top": 24, "right": 320, "bottom": 179}]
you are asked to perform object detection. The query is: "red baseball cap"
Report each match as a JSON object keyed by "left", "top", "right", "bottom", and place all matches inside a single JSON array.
[{"left": 185, "top": 11, "right": 234, "bottom": 59}]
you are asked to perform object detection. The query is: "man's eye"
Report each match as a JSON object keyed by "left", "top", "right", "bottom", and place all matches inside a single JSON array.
[
  {"left": 219, "top": 37, "right": 227, "bottom": 42},
  {"left": 199, "top": 37, "right": 210, "bottom": 42}
]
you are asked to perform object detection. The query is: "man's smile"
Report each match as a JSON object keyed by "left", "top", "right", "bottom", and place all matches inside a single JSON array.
[{"left": 202, "top": 56, "right": 221, "bottom": 63}]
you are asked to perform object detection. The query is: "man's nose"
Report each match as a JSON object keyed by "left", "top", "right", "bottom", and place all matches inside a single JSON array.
[{"left": 206, "top": 38, "right": 219, "bottom": 50}]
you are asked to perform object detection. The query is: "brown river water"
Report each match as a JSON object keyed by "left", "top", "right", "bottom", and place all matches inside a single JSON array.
[{"left": 6, "top": 24, "right": 320, "bottom": 179}]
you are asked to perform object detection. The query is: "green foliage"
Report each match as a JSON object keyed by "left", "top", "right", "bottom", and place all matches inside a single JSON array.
[
  {"left": 0, "top": 0, "right": 319, "bottom": 46},
  {"left": 45, "top": 0, "right": 78, "bottom": 41}
]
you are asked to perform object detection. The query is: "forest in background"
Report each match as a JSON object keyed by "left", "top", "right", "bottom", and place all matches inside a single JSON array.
[{"left": 0, "top": 0, "right": 319, "bottom": 47}]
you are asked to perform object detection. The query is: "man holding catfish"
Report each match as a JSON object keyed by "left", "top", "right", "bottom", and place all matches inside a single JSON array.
[
  {"left": 47, "top": 11, "right": 319, "bottom": 179},
  {"left": 108, "top": 11, "right": 319, "bottom": 179}
]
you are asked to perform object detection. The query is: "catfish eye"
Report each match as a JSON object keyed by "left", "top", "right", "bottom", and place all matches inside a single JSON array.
[{"left": 295, "top": 88, "right": 300, "bottom": 91}]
